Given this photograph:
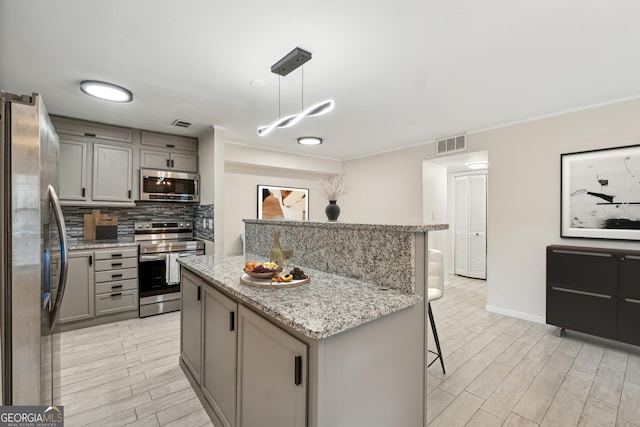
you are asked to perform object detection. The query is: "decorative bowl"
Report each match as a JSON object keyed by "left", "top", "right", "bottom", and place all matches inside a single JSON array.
[{"left": 244, "top": 269, "right": 280, "bottom": 279}]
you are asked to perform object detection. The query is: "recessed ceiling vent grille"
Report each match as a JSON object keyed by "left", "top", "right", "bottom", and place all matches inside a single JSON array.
[
  {"left": 436, "top": 134, "right": 466, "bottom": 156},
  {"left": 171, "top": 119, "right": 192, "bottom": 128}
]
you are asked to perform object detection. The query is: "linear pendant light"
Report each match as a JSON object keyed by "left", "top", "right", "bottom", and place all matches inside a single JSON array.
[{"left": 257, "top": 47, "right": 334, "bottom": 136}]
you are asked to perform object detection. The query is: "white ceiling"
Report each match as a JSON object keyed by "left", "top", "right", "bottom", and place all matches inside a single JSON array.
[{"left": 2, "top": 0, "right": 639, "bottom": 161}]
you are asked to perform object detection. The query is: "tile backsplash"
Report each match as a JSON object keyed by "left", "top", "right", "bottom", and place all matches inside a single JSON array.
[{"left": 62, "top": 203, "right": 210, "bottom": 241}]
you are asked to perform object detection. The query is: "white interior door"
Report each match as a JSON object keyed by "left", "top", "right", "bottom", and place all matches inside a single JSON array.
[{"left": 454, "top": 173, "right": 487, "bottom": 279}]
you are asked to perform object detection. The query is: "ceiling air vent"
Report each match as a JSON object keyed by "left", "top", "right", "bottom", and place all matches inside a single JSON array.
[
  {"left": 436, "top": 134, "right": 466, "bottom": 156},
  {"left": 171, "top": 119, "right": 192, "bottom": 128}
]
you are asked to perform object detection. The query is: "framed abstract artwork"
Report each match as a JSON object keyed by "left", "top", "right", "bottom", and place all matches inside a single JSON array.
[
  {"left": 561, "top": 144, "right": 640, "bottom": 240},
  {"left": 257, "top": 185, "right": 309, "bottom": 221}
]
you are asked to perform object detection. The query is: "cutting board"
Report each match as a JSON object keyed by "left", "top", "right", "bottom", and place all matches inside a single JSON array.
[{"left": 84, "top": 209, "right": 118, "bottom": 240}]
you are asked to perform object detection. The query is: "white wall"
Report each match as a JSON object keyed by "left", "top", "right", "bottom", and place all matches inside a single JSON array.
[
  {"left": 422, "top": 161, "right": 449, "bottom": 271},
  {"left": 223, "top": 143, "right": 342, "bottom": 254},
  {"left": 340, "top": 98, "right": 640, "bottom": 323}
]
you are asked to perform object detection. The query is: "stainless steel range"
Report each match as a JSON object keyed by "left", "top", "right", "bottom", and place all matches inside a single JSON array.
[{"left": 135, "top": 221, "right": 204, "bottom": 317}]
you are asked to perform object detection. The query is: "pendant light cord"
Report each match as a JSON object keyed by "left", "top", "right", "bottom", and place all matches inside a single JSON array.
[
  {"left": 301, "top": 65, "right": 304, "bottom": 112},
  {"left": 278, "top": 75, "right": 281, "bottom": 119}
]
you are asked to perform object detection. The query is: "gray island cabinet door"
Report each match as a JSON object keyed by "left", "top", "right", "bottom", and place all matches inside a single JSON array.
[
  {"left": 202, "top": 286, "right": 238, "bottom": 427},
  {"left": 59, "top": 250, "right": 95, "bottom": 323},
  {"left": 92, "top": 143, "right": 133, "bottom": 202},
  {"left": 237, "top": 306, "right": 307, "bottom": 427},
  {"left": 181, "top": 270, "right": 203, "bottom": 384}
]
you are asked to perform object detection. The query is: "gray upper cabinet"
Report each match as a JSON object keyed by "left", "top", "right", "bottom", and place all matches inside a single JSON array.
[
  {"left": 92, "top": 143, "right": 133, "bottom": 202},
  {"left": 59, "top": 250, "right": 95, "bottom": 324},
  {"left": 140, "top": 149, "right": 198, "bottom": 173},
  {"left": 140, "top": 131, "right": 198, "bottom": 172},
  {"left": 51, "top": 116, "right": 135, "bottom": 144},
  {"left": 59, "top": 139, "right": 89, "bottom": 201}
]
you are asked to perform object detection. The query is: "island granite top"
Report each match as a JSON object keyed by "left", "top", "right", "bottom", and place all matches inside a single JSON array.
[
  {"left": 178, "top": 254, "right": 422, "bottom": 341},
  {"left": 242, "top": 219, "right": 448, "bottom": 233}
]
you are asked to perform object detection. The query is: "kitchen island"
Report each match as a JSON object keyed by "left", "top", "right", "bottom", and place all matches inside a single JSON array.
[{"left": 179, "top": 221, "right": 447, "bottom": 427}]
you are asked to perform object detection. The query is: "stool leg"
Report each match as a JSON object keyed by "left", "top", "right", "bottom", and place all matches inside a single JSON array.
[{"left": 428, "top": 302, "right": 446, "bottom": 374}]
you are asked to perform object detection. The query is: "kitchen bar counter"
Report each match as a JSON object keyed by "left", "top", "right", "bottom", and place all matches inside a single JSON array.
[{"left": 178, "top": 253, "right": 421, "bottom": 340}]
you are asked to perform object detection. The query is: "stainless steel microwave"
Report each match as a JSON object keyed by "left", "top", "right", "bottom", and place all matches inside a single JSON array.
[{"left": 139, "top": 169, "right": 200, "bottom": 202}]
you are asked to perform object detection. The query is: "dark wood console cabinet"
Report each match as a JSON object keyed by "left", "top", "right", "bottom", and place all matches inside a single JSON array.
[{"left": 547, "top": 245, "right": 640, "bottom": 346}]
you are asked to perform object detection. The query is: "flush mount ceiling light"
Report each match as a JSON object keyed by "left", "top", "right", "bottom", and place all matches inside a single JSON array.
[
  {"left": 297, "top": 136, "right": 323, "bottom": 146},
  {"left": 80, "top": 80, "right": 133, "bottom": 103},
  {"left": 257, "top": 47, "right": 334, "bottom": 137},
  {"left": 465, "top": 161, "right": 489, "bottom": 170}
]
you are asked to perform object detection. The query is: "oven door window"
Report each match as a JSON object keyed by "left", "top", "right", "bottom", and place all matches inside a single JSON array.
[
  {"left": 139, "top": 259, "right": 167, "bottom": 296},
  {"left": 142, "top": 176, "right": 195, "bottom": 196}
]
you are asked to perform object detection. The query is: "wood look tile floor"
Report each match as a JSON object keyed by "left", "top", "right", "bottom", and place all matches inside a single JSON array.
[
  {"left": 57, "top": 311, "right": 213, "bottom": 427},
  {"left": 427, "top": 275, "right": 640, "bottom": 427}
]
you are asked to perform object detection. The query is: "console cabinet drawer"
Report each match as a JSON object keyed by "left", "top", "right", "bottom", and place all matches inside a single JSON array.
[
  {"left": 95, "top": 290, "right": 138, "bottom": 316},
  {"left": 95, "top": 257, "right": 138, "bottom": 272},
  {"left": 547, "top": 249, "right": 617, "bottom": 295},
  {"left": 94, "top": 247, "right": 138, "bottom": 261},
  {"left": 618, "top": 297, "right": 640, "bottom": 345},
  {"left": 546, "top": 286, "right": 617, "bottom": 338},
  {"left": 95, "top": 278, "right": 138, "bottom": 295},
  {"left": 95, "top": 267, "right": 138, "bottom": 283}
]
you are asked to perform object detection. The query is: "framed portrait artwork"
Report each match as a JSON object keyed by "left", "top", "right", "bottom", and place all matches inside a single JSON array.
[
  {"left": 561, "top": 144, "right": 640, "bottom": 240},
  {"left": 257, "top": 185, "right": 309, "bottom": 221}
]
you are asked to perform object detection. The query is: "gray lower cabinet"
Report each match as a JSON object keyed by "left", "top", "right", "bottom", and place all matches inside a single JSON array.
[
  {"left": 237, "top": 306, "right": 307, "bottom": 427},
  {"left": 59, "top": 250, "right": 95, "bottom": 323},
  {"left": 181, "top": 270, "right": 203, "bottom": 384},
  {"left": 202, "top": 286, "right": 237, "bottom": 427}
]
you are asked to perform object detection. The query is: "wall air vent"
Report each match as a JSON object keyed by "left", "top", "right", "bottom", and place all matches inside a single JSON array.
[
  {"left": 436, "top": 134, "right": 466, "bottom": 156},
  {"left": 171, "top": 119, "right": 192, "bottom": 128}
]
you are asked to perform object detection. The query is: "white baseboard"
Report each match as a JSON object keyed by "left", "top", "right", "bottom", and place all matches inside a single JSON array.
[{"left": 485, "top": 304, "right": 546, "bottom": 325}]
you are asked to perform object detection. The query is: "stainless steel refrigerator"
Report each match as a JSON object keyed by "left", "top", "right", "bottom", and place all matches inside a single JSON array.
[{"left": 1, "top": 91, "right": 69, "bottom": 405}]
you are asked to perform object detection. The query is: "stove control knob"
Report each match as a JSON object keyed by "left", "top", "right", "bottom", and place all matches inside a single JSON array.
[
  {"left": 136, "top": 223, "right": 142, "bottom": 229},
  {"left": 179, "top": 222, "right": 184, "bottom": 227},
  {"left": 186, "top": 222, "right": 191, "bottom": 228},
  {"left": 145, "top": 223, "right": 151, "bottom": 228}
]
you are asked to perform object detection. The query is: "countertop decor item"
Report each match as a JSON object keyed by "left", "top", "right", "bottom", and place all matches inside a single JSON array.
[{"left": 317, "top": 174, "right": 348, "bottom": 221}]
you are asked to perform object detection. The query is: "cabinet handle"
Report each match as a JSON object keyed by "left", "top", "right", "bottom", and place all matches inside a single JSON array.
[
  {"left": 197, "top": 286, "right": 201, "bottom": 301},
  {"left": 166, "top": 159, "right": 170, "bottom": 167},
  {"left": 294, "top": 356, "right": 302, "bottom": 386},
  {"left": 111, "top": 293, "right": 122, "bottom": 297},
  {"left": 171, "top": 159, "right": 174, "bottom": 168},
  {"left": 166, "top": 144, "right": 175, "bottom": 148},
  {"left": 230, "top": 311, "right": 235, "bottom": 331},
  {"left": 111, "top": 253, "right": 123, "bottom": 258},
  {"left": 625, "top": 298, "right": 640, "bottom": 304},
  {"left": 551, "top": 286, "right": 611, "bottom": 299},
  {"left": 111, "top": 284, "right": 123, "bottom": 289},
  {"left": 84, "top": 132, "right": 96, "bottom": 137},
  {"left": 111, "top": 262, "right": 123, "bottom": 267},
  {"left": 111, "top": 273, "right": 123, "bottom": 279},
  {"left": 89, "top": 255, "right": 93, "bottom": 266},
  {"left": 128, "top": 190, "right": 132, "bottom": 199},
  {"left": 82, "top": 187, "right": 86, "bottom": 197}
]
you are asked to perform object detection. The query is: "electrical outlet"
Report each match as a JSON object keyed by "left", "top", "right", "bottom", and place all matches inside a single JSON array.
[
  {"left": 202, "top": 218, "right": 207, "bottom": 229},
  {"left": 208, "top": 219, "right": 213, "bottom": 229}
]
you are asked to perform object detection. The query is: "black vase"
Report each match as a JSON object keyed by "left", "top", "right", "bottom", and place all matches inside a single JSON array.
[{"left": 325, "top": 200, "right": 340, "bottom": 221}]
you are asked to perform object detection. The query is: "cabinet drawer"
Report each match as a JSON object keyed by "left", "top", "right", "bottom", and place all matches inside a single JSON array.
[
  {"left": 141, "top": 130, "right": 197, "bottom": 152},
  {"left": 618, "top": 297, "right": 640, "bottom": 345},
  {"left": 95, "top": 278, "right": 138, "bottom": 295},
  {"left": 547, "top": 287, "right": 617, "bottom": 338},
  {"left": 95, "top": 267, "right": 138, "bottom": 283},
  {"left": 94, "top": 247, "right": 138, "bottom": 260},
  {"left": 547, "top": 249, "right": 618, "bottom": 295},
  {"left": 95, "top": 257, "right": 138, "bottom": 272},
  {"left": 95, "top": 290, "right": 138, "bottom": 316}
]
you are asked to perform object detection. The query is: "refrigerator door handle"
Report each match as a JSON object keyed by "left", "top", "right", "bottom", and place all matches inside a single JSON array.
[{"left": 48, "top": 185, "right": 69, "bottom": 331}]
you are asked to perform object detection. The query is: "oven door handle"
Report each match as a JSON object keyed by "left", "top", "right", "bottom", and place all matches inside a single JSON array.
[{"left": 140, "top": 254, "right": 167, "bottom": 262}]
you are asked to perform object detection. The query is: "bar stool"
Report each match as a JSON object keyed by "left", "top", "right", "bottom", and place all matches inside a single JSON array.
[{"left": 427, "top": 248, "right": 446, "bottom": 374}]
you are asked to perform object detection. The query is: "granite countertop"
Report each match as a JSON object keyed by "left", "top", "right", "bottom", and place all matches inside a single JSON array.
[
  {"left": 68, "top": 238, "right": 137, "bottom": 250},
  {"left": 243, "top": 219, "right": 449, "bottom": 233},
  {"left": 178, "top": 254, "right": 422, "bottom": 341}
]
